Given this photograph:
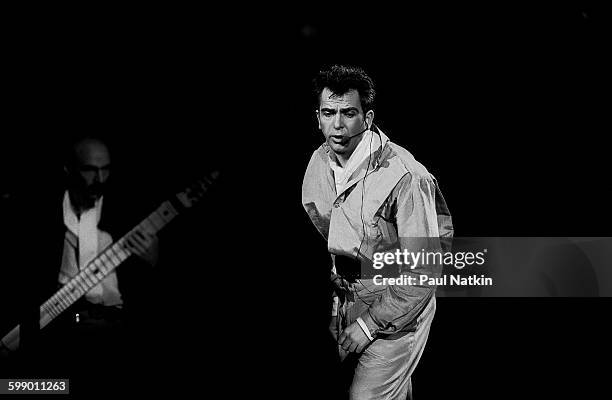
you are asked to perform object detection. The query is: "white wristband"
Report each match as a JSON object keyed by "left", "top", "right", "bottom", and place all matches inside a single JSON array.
[
  {"left": 356, "top": 317, "right": 374, "bottom": 341},
  {"left": 331, "top": 296, "right": 339, "bottom": 317}
]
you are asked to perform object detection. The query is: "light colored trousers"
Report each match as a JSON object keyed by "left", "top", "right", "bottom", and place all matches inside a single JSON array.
[{"left": 338, "top": 296, "right": 436, "bottom": 400}]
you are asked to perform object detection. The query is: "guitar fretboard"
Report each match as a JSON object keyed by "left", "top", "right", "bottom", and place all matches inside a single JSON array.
[
  {"left": 1, "top": 171, "right": 217, "bottom": 353},
  {"left": 39, "top": 200, "right": 180, "bottom": 328}
]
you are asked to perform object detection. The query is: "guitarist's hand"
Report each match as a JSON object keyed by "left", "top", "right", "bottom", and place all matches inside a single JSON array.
[
  {"left": 0, "top": 342, "right": 10, "bottom": 358},
  {"left": 124, "top": 230, "right": 159, "bottom": 266}
]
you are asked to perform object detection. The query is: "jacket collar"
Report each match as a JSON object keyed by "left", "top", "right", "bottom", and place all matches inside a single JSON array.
[{"left": 322, "top": 126, "right": 390, "bottom": 200}]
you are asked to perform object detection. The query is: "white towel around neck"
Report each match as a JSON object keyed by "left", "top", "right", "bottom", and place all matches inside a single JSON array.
[{"left": 60, "top": 191, "right": 122, "bottom": 305}]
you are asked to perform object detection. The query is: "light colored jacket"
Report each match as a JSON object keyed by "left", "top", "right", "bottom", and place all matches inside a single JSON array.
[{"left": 302, "top": 128, "right": 453, "bottom": 338}]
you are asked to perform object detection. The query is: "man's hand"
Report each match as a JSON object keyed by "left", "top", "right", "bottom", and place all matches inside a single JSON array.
[
  {"left": 338, "top": 321, "right": 371, "bottom": 354},
  {"left": 124, "top": 230, "right": 159, "bottom": 266},
  {"left": 0, "top": 342, "right": 11, "bottom": 358}
]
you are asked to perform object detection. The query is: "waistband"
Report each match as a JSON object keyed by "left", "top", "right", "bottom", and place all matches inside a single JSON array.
[{"left": 74, "top": 303, "right": 124, "bottom": 322}]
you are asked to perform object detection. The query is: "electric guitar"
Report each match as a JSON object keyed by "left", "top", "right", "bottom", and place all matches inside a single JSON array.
[{"left": 0, "top": 171, "right": 219, "bottom": 353}]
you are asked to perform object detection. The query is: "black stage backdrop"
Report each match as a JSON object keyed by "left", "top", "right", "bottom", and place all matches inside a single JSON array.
[{"left": 1, "top": 5, "right": 610, "bottom": 399}]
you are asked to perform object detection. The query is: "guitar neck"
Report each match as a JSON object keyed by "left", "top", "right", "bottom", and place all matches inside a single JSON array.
[
  {"left": 1, "top": 171, "right": 217, "bottom": 352},
  {"left": 39, "top": 199, "right": 181, "bottom": 329}
]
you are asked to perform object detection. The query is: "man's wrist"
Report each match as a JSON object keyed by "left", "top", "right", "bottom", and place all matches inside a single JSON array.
[
  {"left": 356, "top": 317, "right": 374, "bottom": 341},
  {"left": 359, "top": 310, "right": 379, "bottom": 339}
]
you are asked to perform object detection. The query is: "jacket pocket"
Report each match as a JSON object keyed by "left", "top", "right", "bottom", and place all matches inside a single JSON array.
[{"left": 370, "top": 214, "right": 398, "bottom": 253}]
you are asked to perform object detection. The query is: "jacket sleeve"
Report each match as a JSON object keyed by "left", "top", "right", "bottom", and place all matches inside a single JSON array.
[{"left": 360, "top": 172, "right": 453, "bottom": 336}]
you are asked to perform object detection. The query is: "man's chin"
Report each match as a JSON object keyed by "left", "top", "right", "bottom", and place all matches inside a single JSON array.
[
  {"left": 329, "top": 142, "right": 349, "bottom": 154},
  {"left": 87, "top": 194, "right": 102, "bottom": 204}
]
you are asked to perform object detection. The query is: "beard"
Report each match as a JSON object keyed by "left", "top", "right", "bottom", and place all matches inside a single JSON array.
[{"left": 87, "top": 183, "right": 105, "bottom": 199}]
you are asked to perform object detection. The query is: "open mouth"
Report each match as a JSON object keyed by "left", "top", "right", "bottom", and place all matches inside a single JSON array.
[{"left": 330, "top": 135, "right": 347, "bottom": 144}]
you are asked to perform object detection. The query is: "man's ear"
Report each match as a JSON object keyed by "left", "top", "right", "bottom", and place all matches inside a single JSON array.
[
  {"left": 365, "top": 110, "right": 375, "bottom": 129},
  {"left": 315, "top": 110, "right": 321, "bottom": 130},
  {"left": 63, "top": 165, "right": 74, "bottom": 180}
]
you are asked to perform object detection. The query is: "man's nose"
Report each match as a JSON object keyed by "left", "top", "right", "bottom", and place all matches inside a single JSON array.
[
  {"left": 95, "top": 169, "right": 104, "bottom": 183},
  {"left": 333, "top": 113, "right": 343, "bottom": 129}
]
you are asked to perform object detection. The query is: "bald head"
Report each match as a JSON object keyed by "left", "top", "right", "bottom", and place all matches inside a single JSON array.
[{"left": 72, "top": 138, "right": 110, "bottom": 168}]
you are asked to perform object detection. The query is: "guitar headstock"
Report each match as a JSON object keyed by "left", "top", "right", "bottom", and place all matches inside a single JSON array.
[{"left": 175, "top": 170, "right": 220, "bottom": 209}]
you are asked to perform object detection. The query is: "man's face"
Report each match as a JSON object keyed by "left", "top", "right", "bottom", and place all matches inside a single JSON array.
[
  {"left": 317, "top": 88, "right": 372, "bottom": 161},
  {"left": 67, "top": 139, "right": 111, "bottom": 207}
]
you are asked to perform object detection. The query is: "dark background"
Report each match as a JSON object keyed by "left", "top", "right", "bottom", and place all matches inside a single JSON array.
[{"left": 1, "top": 5, "right": 610, "bottom": 398}]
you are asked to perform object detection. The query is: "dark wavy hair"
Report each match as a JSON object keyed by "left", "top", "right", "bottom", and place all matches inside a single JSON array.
[{"left": 313, "top": 64, "right": 376, "bottom": 113}]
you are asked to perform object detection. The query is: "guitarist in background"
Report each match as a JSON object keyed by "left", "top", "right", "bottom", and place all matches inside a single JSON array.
[
  {"left": 1, "top": 136, "right": 160, "bottom": 386},
  {"left": 59, "top": 136, "right": 159, "bottom": 303}
]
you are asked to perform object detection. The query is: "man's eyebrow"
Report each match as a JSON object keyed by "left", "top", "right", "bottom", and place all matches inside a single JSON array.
[
  {"left": 79, "top": 164, "right": 111, "bottom": 170},
  {"left": 339, "top": 107, "right": 360, "bottom": 113},
  {"left": 320, "top": 107, "right": 337, "bottom": 112}
]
